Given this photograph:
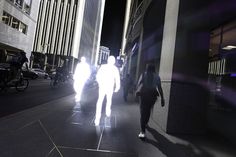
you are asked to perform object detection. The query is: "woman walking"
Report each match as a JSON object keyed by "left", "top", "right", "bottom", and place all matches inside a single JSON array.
[{"left": 136, "top": 64, "right": 165, "bottom": 139}]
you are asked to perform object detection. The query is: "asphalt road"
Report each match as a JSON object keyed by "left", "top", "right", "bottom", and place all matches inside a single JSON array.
[{"left": 0, "top": 79, "right": 75, "bottom": 118}]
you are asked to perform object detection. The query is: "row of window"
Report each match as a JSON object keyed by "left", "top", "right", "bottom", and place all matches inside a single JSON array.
[
  {"left": 33, "top": 0, "right": 78, "bottom": 57},
  {"left": 8, "top": 0, "right": 32, "bottom": 14},
  {"left": 1, "top": 11, "right": 28, "bottom": 34},
  {"left": 208, "top": 59, "right": 226, "bottom": 75}
]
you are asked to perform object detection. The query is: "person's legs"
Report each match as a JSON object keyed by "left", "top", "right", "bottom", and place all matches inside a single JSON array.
[
  {"left": 140, "top": 98, "right": 151, "bottom": 133},
  {"left": 123, "top": 87, "right": 128, "bottom": 102},
  {"left": 105, "top": 88, "right": 113, "bottom": 117},
  {"left": 139, "top": 93, "right": 156, "bottom": 138},
  {"left": 95, "top": 87, "right": 105, "bottom": 125},
  {"left": 74, "top": 80, "right": 85, "bottom": 102}
]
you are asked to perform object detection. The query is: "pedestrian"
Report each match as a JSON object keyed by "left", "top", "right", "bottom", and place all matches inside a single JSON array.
[
  {"left": 123, "top": 74, "right": 133, "bottom": 102},
  {"left": 136, "top": 64, "right": 165, "bottom": 139},
  {"left": 73, "top": 56, "right": 91, "bottom": 103},
  {"left": 94, "top": 56, "right": 120, "bottom": 126}
]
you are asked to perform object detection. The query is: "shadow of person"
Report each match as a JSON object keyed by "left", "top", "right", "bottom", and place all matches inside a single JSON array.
[{"left": 145, "top": 126, "right": 213, "bottom": 157}]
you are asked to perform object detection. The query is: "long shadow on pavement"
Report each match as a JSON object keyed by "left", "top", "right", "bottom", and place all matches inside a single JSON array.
[{"left": 144, "top": 126, "right": 213, "bottom": 157}]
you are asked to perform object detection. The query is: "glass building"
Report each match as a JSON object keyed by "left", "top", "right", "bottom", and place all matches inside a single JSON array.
[{"left": 32, "top": 0, "right": 105, "bottom": 72}]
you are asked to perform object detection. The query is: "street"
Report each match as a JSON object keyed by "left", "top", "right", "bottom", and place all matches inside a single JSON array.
[{"left": 0, "top": 79, "right": 74, "bottom": 118}]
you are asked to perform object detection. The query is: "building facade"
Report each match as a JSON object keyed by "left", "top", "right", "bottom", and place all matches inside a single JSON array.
[
  {"left": 123, "top": 0, "right": 236, "bottom": 144},
  {"left": 0, "top": 0, "right": 40, "bottom": 60},
  {"left": 97, "top": 46, "right": 110, "bottom": 65},
  {"left": 32, "top": 0, "right": 105, "bottom": 71}
]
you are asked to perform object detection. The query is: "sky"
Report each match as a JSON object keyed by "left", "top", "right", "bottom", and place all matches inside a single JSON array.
[{"left": 101, "top": 0, "right": 126, "bottom": 57}]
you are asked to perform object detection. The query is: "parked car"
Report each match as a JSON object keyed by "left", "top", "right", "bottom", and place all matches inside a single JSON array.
[
  {"left": 22, "top": 68, "right": 38, "bottom": 79},
  {"left": 31, "top": 68, "right": 49, "bottom": 79}
]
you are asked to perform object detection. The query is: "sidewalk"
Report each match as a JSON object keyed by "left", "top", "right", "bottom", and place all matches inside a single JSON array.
[{"left": 0, "top": 86, "right": 236, "bottom": 157}]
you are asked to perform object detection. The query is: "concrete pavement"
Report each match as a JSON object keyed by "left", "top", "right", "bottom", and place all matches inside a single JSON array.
[{"left": 0, "top": 86, "right": 236, "bottom": 157}]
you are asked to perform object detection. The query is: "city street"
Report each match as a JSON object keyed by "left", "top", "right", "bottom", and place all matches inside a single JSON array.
[
  {"left": 0, "top": 79, "right": 74, "bottom": 118},
  {"left": 0, "top": 84, "right": 236, "bottom": 157},
  {"left": 1, "top": 0, "right": 236, "bottom": 156}
]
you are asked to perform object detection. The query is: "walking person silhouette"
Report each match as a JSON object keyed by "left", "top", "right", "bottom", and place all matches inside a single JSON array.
[
  {"left": 94, "top": 56, "right": 120, "bottom": 126},
  {"left": 136, "top": 64, "right": 165, "bottom": 139},
  {"left": 73, "top": 56, "right": 91, "bottom": 103}
]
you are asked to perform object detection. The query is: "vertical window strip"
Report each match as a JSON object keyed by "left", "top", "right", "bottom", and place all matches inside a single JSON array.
[
  {"left": 44, "top": 0, "right": 54, "bottom": 55},
  {"left": 41, "top": 0, "right": 50, "bottom": 48},
  {"left": 48, "top": 1, "right": 57, "bottom": 55},
  {"left": 59, "top": 2, "right": 68, "bottom": 56},
  {"left": 61, "top": 3, "right": 70, "bottom": 56},
  {"left": 222, "top": 58, "right": 226, "bottom": 75},
  {"left": 63, "top": 3, "right": 71, "bottom": 56},
  {"left": 212, "top": 61, "right": 215, "bottom": 75},
  {"left": 33, "top": 0, "right": 43, "bottom": 51},
  {"left": 54, "top": 2, "right": 63, "bottom": 56},
  {"left": 211, "top": 62, "right": 213, "bottom": 74},
  {"left": 220, "top": 59, "right": 223, "bottom": 75},
  {"left": 208, "top": 62, "right": 211, "bottom": 74},
  {"left": 68, "top": 4, "right": 77, "bottom": 57}
]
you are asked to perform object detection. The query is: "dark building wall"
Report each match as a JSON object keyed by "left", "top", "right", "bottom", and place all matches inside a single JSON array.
[
  {"left": 167, "top": 0, "right": 236, "bottom": 142},
  {"left": 141, "top": 0, "right": 236, "bottom": 141},
  {"left": 141, "top": 0, "right": 166, "bottom": 71}
]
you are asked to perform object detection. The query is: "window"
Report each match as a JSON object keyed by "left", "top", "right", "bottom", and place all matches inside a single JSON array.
[
  {"left": 19, "top": 22, "right": 27, "bottom": 34},
  {"left": 2, "top": 12, "right": 11, "bottom": 25},
  {"left": 1, "top": 11, "right": 28, "bottom": 34},
  {"left": 15, "top": 0, "right": 23, "bottom": 8},
  {"left": 12, "top": 17, "right": 20, "bottom": 29},
  {"left": 23, "top": 0, "right": 32, "bottom": 14}
]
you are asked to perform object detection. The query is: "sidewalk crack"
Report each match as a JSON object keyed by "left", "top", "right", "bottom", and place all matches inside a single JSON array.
[{"left": 39, "top": 120, "right": 64, "bottom": 157}]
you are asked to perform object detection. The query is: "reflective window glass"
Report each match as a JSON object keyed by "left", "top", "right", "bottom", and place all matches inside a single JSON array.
[
  {"left": 15, "top": 0, "right": 23, "bottom": 8},
  {"left": 12, "top": 17, "right": 20, "bottom": 29},
  {"left": 2, "top": 12, "right": 11, "bottom": 25},
  {"left": 24, "top": 0, "right": 32, "bottom": 14},
  {"left": 19, "top": 22, "right": 27, "bottom": 34}
]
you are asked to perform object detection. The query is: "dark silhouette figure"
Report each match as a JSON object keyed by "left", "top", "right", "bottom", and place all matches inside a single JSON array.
[
  {"left": 136, "top": 64, "right": 165, "bottom": 139},
  {"left": 123, "top": 74, "right": 133, "bottom": 102}
]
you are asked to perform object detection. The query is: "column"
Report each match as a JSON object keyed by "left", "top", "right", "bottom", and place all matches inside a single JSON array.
[
  {"left": 57, "top": 0, "right": 68, "bottom": 55},
  {"left": 64, "top": 0, "right": 75, "bottom": 57},
  {"left": 154, "top": 0, "right": 209, "bottom": 134},
  {"left": 50, "top": 0, "right": 61, "bottom": 68},
  {"left": 44, "top": 0, "right": 54, "bottom": 53},
  {"left": 71, "top": 0, "right": 86, "bottom": 58},
  {"left": 94, "top": 0, "right": 106, "bottom": 66},
  {"left": 154, "top": 0, "right": 180, "bottom": 132},
  {"left": 36, "top": 0, "right": 47, "bottom": 51}
]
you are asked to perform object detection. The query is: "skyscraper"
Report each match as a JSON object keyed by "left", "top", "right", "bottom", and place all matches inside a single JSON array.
[{"left": 32, "top": 0, "right": 105, "bottom": 71}]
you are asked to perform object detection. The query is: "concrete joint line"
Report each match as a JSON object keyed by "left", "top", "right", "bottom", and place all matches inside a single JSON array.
[
  {"left": 46, "top": 146, "right": 56, "bottom": 157},
  {"left": 97, "top": 126, "right": 105, "bottom": 150},
  {"left": 39, "top": 120, "right": 64, "bottom": 157}
]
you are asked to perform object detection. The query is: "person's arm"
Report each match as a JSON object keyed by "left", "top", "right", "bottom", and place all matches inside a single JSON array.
[
  {"left": 137, "top": 73, "right": 143, "bottom": 88},
  {"left": 114, "top": 67, "right": 120, "bottom": 92},
  {"left": 156, "top": 75, "right": 165, "bottom": 106},
  {"left": 135, "top": 74, "right": 143, "bottom": 96}
]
